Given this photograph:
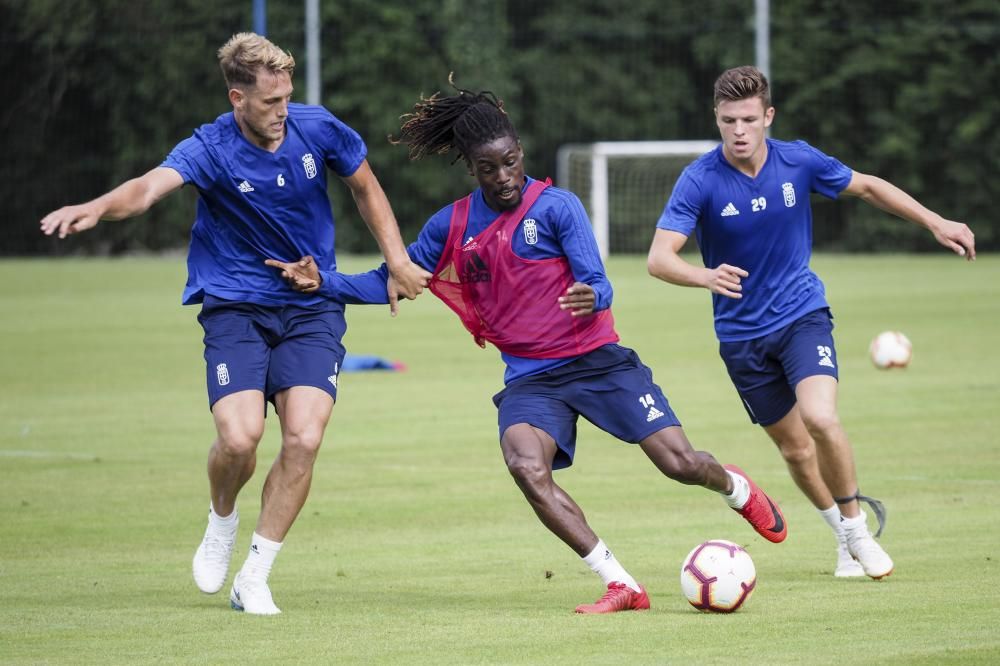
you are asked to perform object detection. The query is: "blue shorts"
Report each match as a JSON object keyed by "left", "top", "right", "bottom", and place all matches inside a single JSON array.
[
  {"left": 197, "top": 295, "right": 347, "bottom": 409},
  {"left": 492, "top": 344, "right": 681, "bottom": 470},
  {"left": 719, "top": 308, "right": 838, "bottom": 426}
]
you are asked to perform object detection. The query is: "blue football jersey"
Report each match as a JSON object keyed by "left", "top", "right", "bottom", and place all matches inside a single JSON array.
[
  {"left": 162, "top": 103, "right": 367, "bottom": 307},
  {"left": 327, "top": 177, "right": 615, "bottom": 384},
  {"left": 656, "top": 139, "right": 852, "bottom": 341},
  {"left": 414, "top": 177, "right": 614, "bottom": 383}
]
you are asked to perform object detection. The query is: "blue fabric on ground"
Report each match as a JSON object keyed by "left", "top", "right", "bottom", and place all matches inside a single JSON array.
[{"left": 341, "top": 354, "right": 405, "bottom": 372}]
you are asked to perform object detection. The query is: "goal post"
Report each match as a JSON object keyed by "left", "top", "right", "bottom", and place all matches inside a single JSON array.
[{"left": 556, "top": 140, "right": 719, "bottom": 257}]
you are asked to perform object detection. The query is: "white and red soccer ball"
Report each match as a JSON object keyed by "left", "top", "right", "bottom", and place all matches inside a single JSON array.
[
  {"left": 680, "top": 539, "right": 756, "bottom": 613},
  {"left": 869, "top": 331, "right": 912, "bottom": 369}
]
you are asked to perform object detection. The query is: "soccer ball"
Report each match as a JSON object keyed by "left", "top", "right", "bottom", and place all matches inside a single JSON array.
[
  {"left": 680, "top": 539, "right": 756, "bottom": 613},
  {"left": 869, "top": 331, "right": 912, "bottom": 369}
]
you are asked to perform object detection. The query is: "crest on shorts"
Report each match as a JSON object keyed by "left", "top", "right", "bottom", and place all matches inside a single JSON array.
[{"left": 216, "top": 363, "right": 230, "bottom": 386}]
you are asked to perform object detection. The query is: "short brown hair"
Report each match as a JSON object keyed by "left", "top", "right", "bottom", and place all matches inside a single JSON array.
[
  {"left": 217, "top": 32, "right": 295, "bottom": 89},
  {"left": 714, "top": 66, "right": 771, "bottom": 108}
]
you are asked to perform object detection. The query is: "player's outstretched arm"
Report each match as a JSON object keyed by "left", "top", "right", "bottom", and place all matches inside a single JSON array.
[
  {"left": 841, "top": 171, "right": 976, "bottom": 261},
  {"left": 265, "top": 255, "right": 395, "bottom": 308},
  {"left": 40, "top": 167, "right": 184, "bottom": 239},
  {"left": 648, "top": 229, "right": 748, "bottom": 299},
  {"left": 341, "top": 160, "right": 432, "bottom": 297},
  {"left": 265, "top": 255, "right": 322, "bottom": 293}
]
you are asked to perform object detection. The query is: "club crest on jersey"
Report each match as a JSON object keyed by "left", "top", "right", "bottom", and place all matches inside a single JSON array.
[
  {"left": 782, "top": 182, "right": 796, "bottom": 207},
  {"left": 302, "top": 153, "right": 317, "bottom": 179},
  {"left": 522, "top": 218, "right": 538, "bottom": 245}
]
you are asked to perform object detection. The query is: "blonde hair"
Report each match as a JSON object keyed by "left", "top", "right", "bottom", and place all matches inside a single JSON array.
[
  {"left": 217, "top": 32, "right": 295, "bottom": 89},
  {"left": 714, "top": 65, "right": 771, "bottom": 108}
]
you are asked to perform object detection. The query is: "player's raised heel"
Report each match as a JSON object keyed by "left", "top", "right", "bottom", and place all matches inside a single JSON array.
[
  {"left": 723, "top": 464, "right": 787, "bottom": 543},
  {"left": 574, "top": 582, "right": 650, "bottom": 614}
]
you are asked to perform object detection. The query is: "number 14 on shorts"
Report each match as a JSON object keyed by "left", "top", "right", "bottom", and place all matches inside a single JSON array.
[{"left": 639, "top": 394, "right": 664, "bottom": 422}]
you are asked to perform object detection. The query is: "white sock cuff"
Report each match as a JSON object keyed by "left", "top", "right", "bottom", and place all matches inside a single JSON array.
[
  {"left": 841, "top": 511, "right": 867, "bottom": 528},
  {"left": 723, "top": 470, "right": 751, "bottom": 509},
  {"left": 818, "top": 505, "right": 844, "bottom": 535},
  {"left": 209, "top": 504, "right": 238, "bottom": 528},
  {"left": 582, "top": 540, "right": 610, "bottom": 567},
  {"left": 251, "top": 532, "right": 283, "bottom": 554}
]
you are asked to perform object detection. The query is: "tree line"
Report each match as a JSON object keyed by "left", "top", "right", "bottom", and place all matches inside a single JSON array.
[{"left": 4, "top": 0, "right": 997, "bottom": 255}]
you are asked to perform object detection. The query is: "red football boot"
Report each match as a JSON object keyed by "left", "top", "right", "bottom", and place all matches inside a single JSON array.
[
  {"left": 574, "top": 582, "right": 650, "bottom": 614},
  {"left": 724, "top": 464, "right": 788, "bottom": 543}
]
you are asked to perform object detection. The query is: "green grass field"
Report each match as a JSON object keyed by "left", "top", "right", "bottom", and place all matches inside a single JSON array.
[{"left": 2, "top": 254, "right": 998, "bottom": 664}]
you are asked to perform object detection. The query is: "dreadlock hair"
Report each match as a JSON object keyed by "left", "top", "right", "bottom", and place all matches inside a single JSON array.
[{"left": 393, "top": 76, "right": 518, "bottom": 164}]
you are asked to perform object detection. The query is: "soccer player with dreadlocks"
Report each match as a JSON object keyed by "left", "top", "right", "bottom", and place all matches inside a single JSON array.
[{"left": 269, "top": 82, "right": 789, "bottom": 613}]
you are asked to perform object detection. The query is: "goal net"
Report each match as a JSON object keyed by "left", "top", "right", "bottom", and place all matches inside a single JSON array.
[{"left": 556, "top": 141, "right": 718, "bottom": 257}]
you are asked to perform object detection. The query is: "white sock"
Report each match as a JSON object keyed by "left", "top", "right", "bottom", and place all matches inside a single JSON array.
[
  {"left": 841, "top": 511, "right": 867, "bottom": 532},
  {"left": 722, "top": 470, "right": 751, "bottom": 509},
  {"left": 818, "top": 505, "right": 845, "bottom": 540},
  {"left": 582, "top": 539, "right": 641, "bottom": 592},
  {"left": 241, "top": 532, "right": 282, "bottom": 581},
  {"left": 208, "top": 504, "right": 238, "bottom": 533}
]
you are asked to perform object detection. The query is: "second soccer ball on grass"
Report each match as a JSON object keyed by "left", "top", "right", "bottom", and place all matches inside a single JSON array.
[{"left": 869, "top": 331, "right": 913, "bottom": 369}]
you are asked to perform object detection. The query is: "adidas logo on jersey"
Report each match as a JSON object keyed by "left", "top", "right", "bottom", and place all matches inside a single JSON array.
[
  {"left": 646, "top": 406, "right": 664, "bottom": 422},
  {"left": 238, "top": 180, "right": 255, "bottom": 193},
  {"left": 818, "top": 356, "right": 835, "bottom": 368},
  {"left": 721, "top": 202, "right": 740, "bottom": 217}
]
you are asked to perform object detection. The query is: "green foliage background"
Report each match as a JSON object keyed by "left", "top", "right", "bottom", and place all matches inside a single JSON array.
[{"left": 3, "top": 0, "right": 998, "bottom": 255}]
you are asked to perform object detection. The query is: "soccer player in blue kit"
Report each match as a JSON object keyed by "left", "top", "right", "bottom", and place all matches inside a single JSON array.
[
  {"left": 39, "top": 33, "right": 431, "bottom": 614},
  {"left": 270, "top": 83, "right": 789, "bottom": 614},
  {"left": 648, "top": 66, "right": 976, "bottom": 579}
]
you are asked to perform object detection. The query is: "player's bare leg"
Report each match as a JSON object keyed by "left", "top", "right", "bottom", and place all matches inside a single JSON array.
[
  {"left": 258, "top": 386, "right": 334, "bottom": 541},
  {"left": 640, "top": 426, "right": 787, "bottom": 543},
  {"left": 194, "top": 390, "right": 266, "bottom": 594},
  {"left": 501, "top": 424, "right": 600, "bottom": 554},
  {"left": 639, "top": 425, "right": 729, "bottom": 490},
  {"left": 794, "top": 377, "right": 860, "bottom": 514},
  {"left": 231, "top": 386, "right": 334, "bottom": 615},
  {"left": 763, "top": 405, "right": 834, "bottom": 508},
  {"left": 500, "top": 424, "right": 648, "bottom": 613},
  {"left": 795, "top": 376, "right": 892, "bottom": 579},
  {"left": 209, "top": 390, "right": 266, "bottom": 514},
  {"left": 763, "top": 405, "right": 862, "bottom": 576}
]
